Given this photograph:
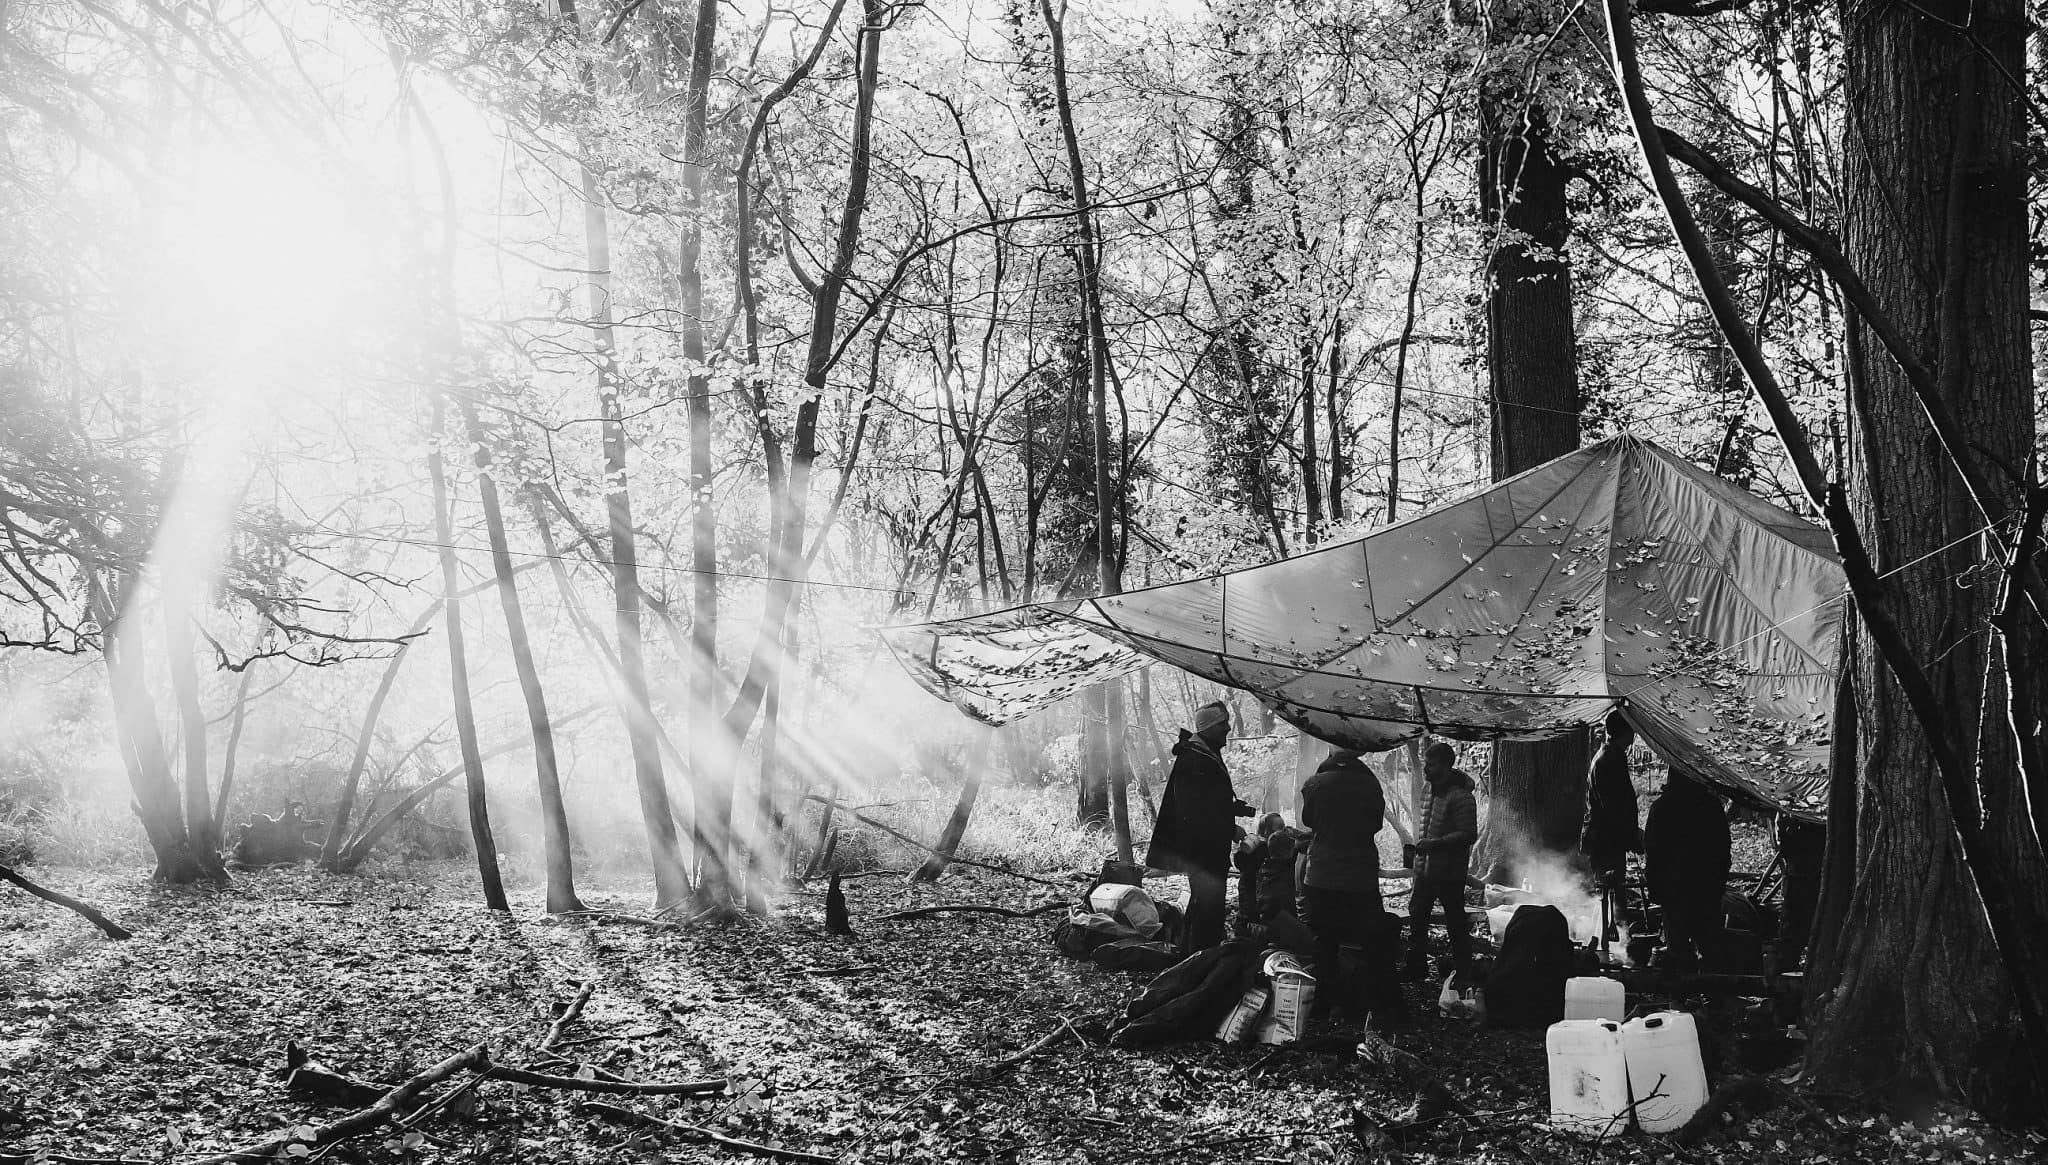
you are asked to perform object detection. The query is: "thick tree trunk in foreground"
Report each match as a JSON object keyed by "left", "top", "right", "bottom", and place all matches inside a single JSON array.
[
  {"left": 428, "top": 396, "right": 508, "bottom": 911},
  {"left": 1471, "top": 1, "right": 1587, "bottom": 878},
  {"left": 1805, "top": 0, "right": 2045, "bottom": 1116}
]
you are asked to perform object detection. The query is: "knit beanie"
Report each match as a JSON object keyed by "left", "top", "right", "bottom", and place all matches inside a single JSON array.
[{"left": 1193, "top": 701, "right": 1231, "bottom": 733}]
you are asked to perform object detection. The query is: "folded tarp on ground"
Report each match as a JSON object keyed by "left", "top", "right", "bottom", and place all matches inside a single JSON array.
[{"left": 883, "top": 435, "right": 1843, "bottom": 820}]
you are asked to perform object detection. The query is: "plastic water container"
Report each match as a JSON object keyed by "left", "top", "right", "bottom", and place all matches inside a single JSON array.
[
  {"left": 1546, "top": 1019, "right": 1629, "bottom": 1137},
  {"left": 1563, "top": 976, "right": 1626, "bottom": 1021},
  {"left": 1622, "top": 1011, "right": 1709, "bottom": 1133}
]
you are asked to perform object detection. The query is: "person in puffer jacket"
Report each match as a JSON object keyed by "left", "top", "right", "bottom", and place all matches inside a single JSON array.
[{"left": 1404, "top": 741, "right": 1476, "bottom": 980}]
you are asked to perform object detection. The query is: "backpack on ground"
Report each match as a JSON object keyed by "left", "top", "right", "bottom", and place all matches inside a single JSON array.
[{"left": 1483, "top": 904, "right": 1576, "bottom": 1028}]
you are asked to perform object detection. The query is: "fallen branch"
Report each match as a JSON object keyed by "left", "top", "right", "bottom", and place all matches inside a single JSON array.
[
  {"left": 970, "top": 1018, "right": 1076, "bottom": 1083},
  {"left": 542, "top": 981, "right": 596, "bottom": 1051},
  {"left": 195, "top": 1042, "right": 489, "bottom": 1163},
  {"left": 550, "top": 909, "right": 680, "bottom": 930},
  {"left": 485, "top": 1063, "right": 727, "bottom": 1096},
  {"left": 0, "top": 1146, "right": 146, "bottom": 1154},
  {"left": 0, "top": 865, "right": 131, "bottom": 939},
  {"left": 582, "top": 1099, "right": 837, "bottom": 1163},
  {"left": 284, "top": 1041, "right": 390, "bottom": 1107},
  {"left": 875, "top": 902, "right": 1066, "bottom": 923},
  {"left": 1355, "top": 1030, "right": 1474, "bottom": 1117},
  {"left": 796, "top": 795, "right": 1068, "bottom": 889}
]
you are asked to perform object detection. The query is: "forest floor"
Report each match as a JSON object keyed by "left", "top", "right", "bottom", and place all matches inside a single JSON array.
[{"left": 1, "top": 861, "right": 2041, "bottom": 1165}]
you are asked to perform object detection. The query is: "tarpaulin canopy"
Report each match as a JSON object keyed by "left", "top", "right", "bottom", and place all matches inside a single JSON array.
[{"left": 882, "top": 435, "right": 1845, "bottom": 820}]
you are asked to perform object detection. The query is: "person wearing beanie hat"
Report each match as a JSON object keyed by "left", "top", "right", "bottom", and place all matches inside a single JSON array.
[{"left": 1146, "top": 700, "right": 1255, "bottom": 952}]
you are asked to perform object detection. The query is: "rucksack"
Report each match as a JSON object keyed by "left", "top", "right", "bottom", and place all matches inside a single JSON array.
[{"left": 1484, "top": 904, "right": 1576, "bottom": 1028}]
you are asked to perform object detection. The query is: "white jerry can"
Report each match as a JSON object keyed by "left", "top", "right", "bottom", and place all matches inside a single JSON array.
[
  {"left": 1545, "top": 1019, "right": 1630, "bottom": 1137},
  {"left": 1563, "top": 976, "right": 1626, "bottom": 1022},
  {"left": 1622, "top": 1011, "right": 1709, "bottom": 1133}
]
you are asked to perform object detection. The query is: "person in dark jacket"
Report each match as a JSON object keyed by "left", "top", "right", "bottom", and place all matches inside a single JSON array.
[
  {"left": 1771, "top": 813, "right": 1826, "bottom": 974},
  {"left": 1146, "top": 701, "right": 1254, "bottom": 952},
  {"left": 1404, "top": 741, "right": 1477, "bottom": 981},
  {"left": 1645, "top": 770, "right": 1731, "bottom": 973},
  {"left": 1300, "top": 748, "right": 1400, "bottom": 1024},
  {"left": 1580, "top": 709, "right": 1642, "bottom": 941}
]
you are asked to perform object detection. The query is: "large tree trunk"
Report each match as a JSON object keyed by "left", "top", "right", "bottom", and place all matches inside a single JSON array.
[
  {"left": 564, "top": 1, "right": 692, "bottom": 910},
  {"left": 427, "top": 396, "right": 508, "bottom": 911},
  {"left": 1470, "top": 0, "right": 1587, "bottom": 880},
  {"left": 1804, "top": 0, "right": 2044, "bottom": 1116}
]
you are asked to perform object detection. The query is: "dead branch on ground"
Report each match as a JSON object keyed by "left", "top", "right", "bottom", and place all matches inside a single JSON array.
[
  {"left": 196, "top": 1042, "right": 490, "bottom": 1163},
  {"left": 875, "top": 902, "right": 1066, "bottom": 923},
  {"left": 582, "top": 1099, "right": 837, "bottom": 1163},
  {"left": 542, "top": 981, "right": 595, "bottom": 1051},
  {"left": 0, "top": 865, "right": 131, "bottom": 939}
]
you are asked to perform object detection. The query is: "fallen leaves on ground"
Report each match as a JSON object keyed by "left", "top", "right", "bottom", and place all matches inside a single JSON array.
[{"left": 0, "top": 863, "right": 2041, "bottom": 1163}]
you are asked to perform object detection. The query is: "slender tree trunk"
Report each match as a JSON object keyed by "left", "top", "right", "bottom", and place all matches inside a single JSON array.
[
  {"left": 563, "top": 7, "right": 692, "bottom": 909},
  {"left": 164, "top": 606, "right": 219, "bottom": 864},
  {"left": 911, "top": 729, "right": 993, "bottom": 882},
  {"left": 1468, "top": 0, "right": 1588, "bottom": 878},
  {"left": 213, "top": 662, "right": 255, "bottom": 828},
  {"left": 427, "top": 396, "right": 508, "bottom": 911},
  {"left": 1040, "top": 0, "right": 1129, "bottom": 851},
  {"left": 705, "top": 0, "right": 886, "bottom": 908},
  {"left": 457, "top": 401, "right": 584, "bottom": 914},
  {"left": 93, "top": 576, "right": 211, "bottom": 884},
  {"left": 320, "top": 601, "right": 439, "bottom": 870}
]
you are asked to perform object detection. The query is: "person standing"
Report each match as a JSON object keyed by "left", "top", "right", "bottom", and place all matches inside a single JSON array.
[
  {"left": 1771, "top": 813, "right": 1826, "bottom": 974},
  {"left": 1300, "top": 748, "right": 1401, "bottom": 1025},
  {"left": 1404, "top": 742, "right": 1477, "bottom": 981},
  {"left": 1644, "top": 770, "right": 1731, "bottom": 972},
  {"left": 1580, "top": 709, "right": 1642, "bottom": 941},
  {"left": 1146, "top": 700, "right": 1254, "bottom": 952}
]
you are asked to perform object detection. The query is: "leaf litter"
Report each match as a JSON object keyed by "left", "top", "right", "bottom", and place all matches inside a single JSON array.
[{"left": 1, "top": 863, "right": 2041, "bottom": 1163}]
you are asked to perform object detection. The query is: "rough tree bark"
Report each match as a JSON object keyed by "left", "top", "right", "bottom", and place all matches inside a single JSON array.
[
  {"left": 1467, "top": 0, "right": 1589, "bottom": 879},
  {"left": 1803, "top": 0, "right": 2044, "bottom": 1115}
]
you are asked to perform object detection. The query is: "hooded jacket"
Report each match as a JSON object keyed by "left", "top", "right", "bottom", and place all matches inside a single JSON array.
[
  {"left": 1644, "top": 776, "right": 1730, "bottom": 906},
  {"left": 1580, "top": 739, "right": 1642, "bottom": 865},
  {"left": 1415, "top": 768, "right": 1477, "bottom": 884},
  {"left": 1299, "top": 750, "right": 1386, "bottom": 893},
  {"left": 1145, "top": 731, "right": 1253, "bottom": 877}
]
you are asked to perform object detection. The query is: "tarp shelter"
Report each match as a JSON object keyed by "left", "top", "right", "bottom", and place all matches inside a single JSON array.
[{"left": 882, "top": 436, "right": 1845, "bottom": 821}]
